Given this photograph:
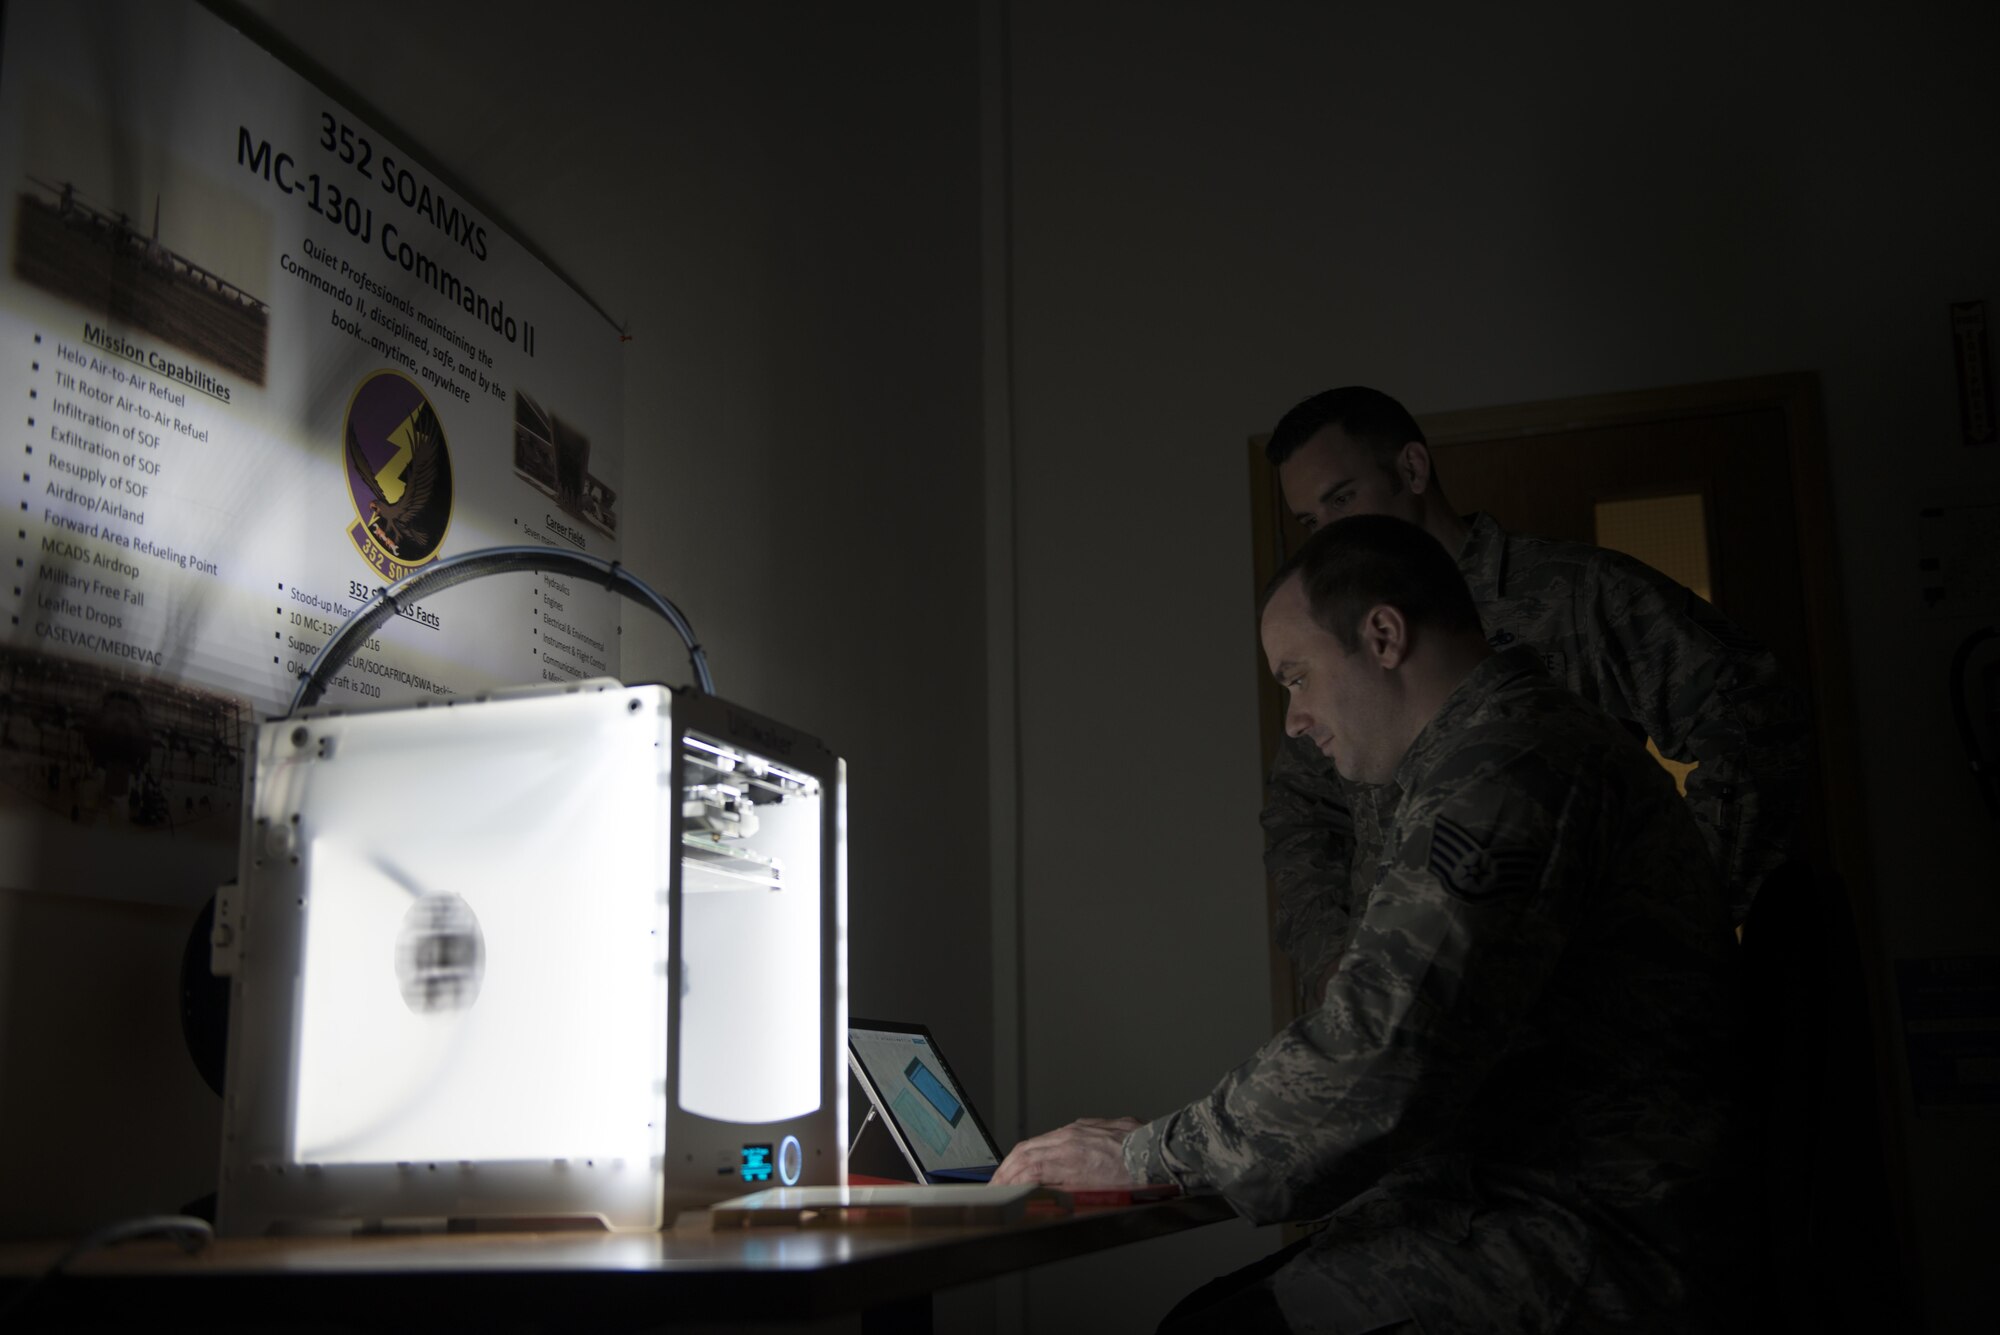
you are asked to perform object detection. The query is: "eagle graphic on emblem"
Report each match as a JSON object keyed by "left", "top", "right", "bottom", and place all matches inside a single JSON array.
[{"left": 347, "top": 401, "right": 449, "bottom": 561}]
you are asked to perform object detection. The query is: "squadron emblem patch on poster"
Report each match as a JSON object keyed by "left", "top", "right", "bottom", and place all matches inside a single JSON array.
[{"left": 343, "top": 369, "right": 454, "bottom": 580}]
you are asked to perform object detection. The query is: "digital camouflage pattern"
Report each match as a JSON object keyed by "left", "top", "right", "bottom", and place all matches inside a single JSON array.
[
  {"left": 1268, "top": 512, "right": 1804, "bottom": 1012},
  {"left": 1126, "top": 648, "right": 1747, "bottom": 1332}
]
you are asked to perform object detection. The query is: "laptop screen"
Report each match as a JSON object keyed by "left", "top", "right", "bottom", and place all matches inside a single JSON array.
[{"left": 847, "top": 1021, "right": 1001, "bottom": 1180}]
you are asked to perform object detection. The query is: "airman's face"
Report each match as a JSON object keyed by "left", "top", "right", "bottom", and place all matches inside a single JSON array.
[
  {"left": 1260, "top": 575, "right": 1400, "bottom": 784},
  {"left": 1277, "top": 428, "right": 1420, "bottom": 534}
]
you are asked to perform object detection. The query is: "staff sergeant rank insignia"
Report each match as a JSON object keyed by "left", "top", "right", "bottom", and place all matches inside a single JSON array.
[
  {"left": 343, "top": 369, "right": 455, "bottom": 581},
  {"left": 1427, "top": 814, "right": 1543, "bottom": 903}
]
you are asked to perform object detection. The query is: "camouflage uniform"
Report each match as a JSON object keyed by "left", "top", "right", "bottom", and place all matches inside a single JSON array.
[
  {"left": 1128, "top": 648, "right": 1746, "bottom": 1333},
  {"left": 1268, "top": 512, "right": 1803, "bottom": 1011}
]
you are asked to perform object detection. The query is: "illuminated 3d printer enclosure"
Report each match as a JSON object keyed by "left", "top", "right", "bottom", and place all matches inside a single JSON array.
[{"left": 213, "top": 680, "right": 846, "bottom": 1233}]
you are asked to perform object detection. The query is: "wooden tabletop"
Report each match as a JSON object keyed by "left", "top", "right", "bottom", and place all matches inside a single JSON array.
[{"left": 0, "top": 1194, "right": 1237, "bottom": 1328}]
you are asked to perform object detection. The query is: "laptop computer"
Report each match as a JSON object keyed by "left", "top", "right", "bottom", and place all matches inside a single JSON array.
[{"left": 847, "top": 1019, "right": 1002, "bottom": 1184}]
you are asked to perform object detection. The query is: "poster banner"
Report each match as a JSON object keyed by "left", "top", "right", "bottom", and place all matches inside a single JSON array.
[{"left": 0, "top": 0, "right": 625, "bottom": 900}]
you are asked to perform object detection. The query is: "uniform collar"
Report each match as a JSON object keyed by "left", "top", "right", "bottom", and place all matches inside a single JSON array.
[
  {"left": 1458, "top": 511, "right": 1507, "bottom": 600},
  {"left": 1392, "top": 645, "right": 1546, "bottom": 792}
]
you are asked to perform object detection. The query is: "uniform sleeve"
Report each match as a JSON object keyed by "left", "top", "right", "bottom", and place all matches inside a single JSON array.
[
  {"left": 1130, "top": 753, "right": 1591, "bottom": 1222},
  {"left": 1585, "top": 554, "right": 1805, "bottom": 922},
  {"left": 1261, "top": 735, "right": 1361, "bottom": 1013}
]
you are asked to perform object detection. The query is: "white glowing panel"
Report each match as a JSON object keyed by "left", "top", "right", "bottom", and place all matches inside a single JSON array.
[
  {"left": 283, "top": 690, "right": 669, "bottom": 1166},
  {"left": 677, "top": 751, "right": 822, "bottom": 1124}
]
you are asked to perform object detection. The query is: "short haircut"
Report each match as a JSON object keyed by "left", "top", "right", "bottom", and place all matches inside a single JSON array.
[
  {"left": 1262, "top": 514, "right": 1482, "bottom": 651},
  {"left": 1265, "top": 386, "right": 1425, "bottom": 467}
]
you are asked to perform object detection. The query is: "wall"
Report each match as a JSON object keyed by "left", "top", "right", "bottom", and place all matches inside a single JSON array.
[
  {"left": 0, "top": 4, "right": 991, "bottom": 1316},
  {"left": 1004, "top": 2, "right": 2000, "bottom": 1331}
]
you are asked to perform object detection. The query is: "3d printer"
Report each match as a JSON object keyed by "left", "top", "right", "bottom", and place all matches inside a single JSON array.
[{"left": 211, "top": 550, "right": 846, "bottom": 1233}]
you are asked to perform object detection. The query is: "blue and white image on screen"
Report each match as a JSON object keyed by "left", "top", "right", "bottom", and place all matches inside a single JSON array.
[
  {"left": 850, "top": 1029, "right": 997, "bottom": 1172},
  {"left": 904, "top": 1056, "right": 965, "bottom": 1126}
]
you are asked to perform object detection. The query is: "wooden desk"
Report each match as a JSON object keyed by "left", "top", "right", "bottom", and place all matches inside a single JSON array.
[{"left": 0, "top": 1194, "right": 1236, "bottom": 1332}]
